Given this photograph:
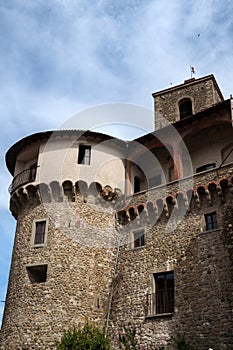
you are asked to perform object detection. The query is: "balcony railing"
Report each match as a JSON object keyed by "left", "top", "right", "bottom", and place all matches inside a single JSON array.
[
  {"left": 146, "top": 291, "right": 174, "bottom": 317},
  {"left": 9, "top": 165, "right": 38, "bottom": 194}
]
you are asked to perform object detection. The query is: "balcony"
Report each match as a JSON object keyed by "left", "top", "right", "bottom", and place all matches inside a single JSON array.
[
  {"left": 146, "top": 291, "right": 174, "bottom": 318},
  {"left": 9, "top": 165, "right": 38, "bottom": 194}
]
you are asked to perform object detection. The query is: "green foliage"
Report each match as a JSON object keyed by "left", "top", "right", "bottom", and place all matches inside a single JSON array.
[
  {"left": 168, "top": 335, "right": 193, "bottom": 350},
  {"left": 118, "top": 327, "right": 192, "bottom": 350},
  {"left": 119, "top": 326, "right": 138, "bottom": 350},
  {"left": 56, "top": 322, "right": 192, "bottom": 350},
  {"left": 56, "top": 321, "right": 111, "bottom": 350}
]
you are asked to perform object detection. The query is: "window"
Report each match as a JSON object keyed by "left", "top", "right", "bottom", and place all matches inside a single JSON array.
[
  {"left": 148, "top": 272, "right": 174, "bottom": 316},
  {"left": 29, "top": 163, "right": 37, "bottom": 182},
  {"left": 205, "top": 212, "right": 218, "bottom": 231},
  {"left": 196, "top": 163, "right": 216, "bottom": 173},
  {"left": 179, "top": 98, "right": 192, "bottom": 119},
  {"left": 78, "top": 145, "right": 91, "bottom": 165},
  {"left": 134, "top": 176, "right": 141, "bottom": 193},
  {"left": 31, "top": 219, "right": 48, "bottom": 247},
  {"left": 27, "top": 264, "right": 48, "bottom": 284},
  {"left": 133, "top": 229, "right": 145, "bottom": 248}
]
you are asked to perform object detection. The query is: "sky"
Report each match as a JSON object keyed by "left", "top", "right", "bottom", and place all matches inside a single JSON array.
[{"left": 1, "top": 0, "right": 233, "bottom": 324}]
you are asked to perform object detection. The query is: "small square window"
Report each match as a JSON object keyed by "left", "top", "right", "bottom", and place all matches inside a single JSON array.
[
  {"left": 133, "top": 230, "right": 145, "bottom": 248},
  {"left": 78, "top": 145, "right": 91, "bottom": 165},
  {"left": 205, "top": 212, "right": 218, "bottom": 231},
  {"left": 31, "top": 219, "right": 48, "bottom": 247},
  {"left": 27, "top": 264, "right": 47, "bottom": 284}
]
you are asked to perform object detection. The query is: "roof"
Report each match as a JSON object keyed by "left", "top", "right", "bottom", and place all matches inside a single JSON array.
[
  {"left": 152, "top": 74, "right": 224, "bottom": 101},
  {"left": 6, "top": 129, "right": 126, "bottom": 176}
]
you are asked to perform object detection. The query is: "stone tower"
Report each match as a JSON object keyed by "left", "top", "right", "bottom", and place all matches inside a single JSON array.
[{"left": 1, "top": 130, "right": 126, "bottom": 349}]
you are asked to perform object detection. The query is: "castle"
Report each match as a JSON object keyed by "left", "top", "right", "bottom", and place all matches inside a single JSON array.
[{"left": 1, "top": 75, "right": 233, "bottom": 349}]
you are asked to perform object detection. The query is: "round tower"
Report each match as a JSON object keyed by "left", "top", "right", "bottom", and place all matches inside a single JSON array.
[{"left": 1, "top": 130, "right": 126, "bottom": 349}]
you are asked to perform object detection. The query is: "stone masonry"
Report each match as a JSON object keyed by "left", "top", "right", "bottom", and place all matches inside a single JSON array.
[{"left": 1, "top": 74, "right": 233, "bottom": 350}]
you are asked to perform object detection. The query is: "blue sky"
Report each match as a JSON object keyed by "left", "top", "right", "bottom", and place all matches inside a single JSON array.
[{"left": 1, "top": 0, "right": 233, "bottom": 323}]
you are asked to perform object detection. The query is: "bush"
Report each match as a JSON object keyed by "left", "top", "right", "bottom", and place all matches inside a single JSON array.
[
  {"left": 119, "top": 326, "right": 138, "bottom": 350},
  {"left": 168, "top": 335, "right": 193, "bottom": 350},
  {"left": 56, "top": 321, "right": 111, "bottom": 350}
]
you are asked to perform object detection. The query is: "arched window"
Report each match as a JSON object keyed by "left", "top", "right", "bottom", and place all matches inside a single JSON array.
[{"left": 179, "top": 98, "right": 192, "bottom": 120}]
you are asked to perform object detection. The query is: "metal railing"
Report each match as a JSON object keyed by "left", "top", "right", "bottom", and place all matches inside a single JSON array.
[
  {"left": 146, "top": 291, "right": 174, "bottom": 317},
  {"left": 9, "top": 166, "right": 38, "bottom": 194}
]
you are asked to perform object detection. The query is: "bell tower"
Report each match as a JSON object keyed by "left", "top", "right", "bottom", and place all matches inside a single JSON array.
[{"left": 152, "top": 74, "right": 224, "bottom": 129}]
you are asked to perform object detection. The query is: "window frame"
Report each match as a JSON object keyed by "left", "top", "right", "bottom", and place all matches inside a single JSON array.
[
  {"left": 31, "top": 218, "right": 48, "bottom": 247},
  {"left": 133, "top": 229, "right": 145, "bottom": 248},
  {"left": 78, "top": 145, "right": 91, "bottom": 165},
  {"left": 204, "top": 211, "right": 218, "bottom": 231},
  {"left": 147, "top": 271, "right": 174, "bottom": 317}
]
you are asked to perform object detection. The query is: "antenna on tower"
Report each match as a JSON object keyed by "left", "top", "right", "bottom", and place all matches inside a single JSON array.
[{"left": 190, "top": 66, "right": 195, "bottom": 78}]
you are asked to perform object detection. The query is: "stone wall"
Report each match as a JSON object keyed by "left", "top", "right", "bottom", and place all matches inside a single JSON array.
[
  {"left": 109, "top": 166, "right": 233, "bottom": 350},
  {"left": 1, "top": 165, "right": 233, "bottom": 349},
  {"left": 0, "top": 188, "right": 117, "bottom": 349}
]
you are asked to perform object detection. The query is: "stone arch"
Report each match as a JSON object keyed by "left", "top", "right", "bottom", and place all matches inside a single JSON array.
[
  {"left": 138, "top": 204, "right": 145, "bottom": 214},
  {"left": 156, "top": 198, "right": 164, "bottom": 217},
  {"left": 38, "top": 183, "right": 51, "bottom": 202},
  {"left": 89, "top": 182, "right": 102, "bottom": 196},
  {"left": 128, "top": 206, "right": 137, "bottom": 221},
  {"left": 118, "top": 210, "right": 128, "bottom": 226},
  {"left": 75, "top": 180, "right": 88, "bottom": 197},
  {"left": 219, "top": 178, "right": 229, "bottom": 190},
  {"left": 146, "top": 201, "right": 156, "bottom": 221},
  {"left": 186, "top": 189, "right": 194, "bottom": 203},
  {"left": 17, "top": 188, "right": 28, "bottom": 204},
  {"left": 62, "top": 180, "right": 74, "bottom": 202},
  {"left": 50, "top": 181, "right": 63, "bottom": 202},
  {"left": 100, "top": 185, "right": 113, "bottom": 201},
  {"left": 166, "top": 195, "right": 176, "bottom": 216}
]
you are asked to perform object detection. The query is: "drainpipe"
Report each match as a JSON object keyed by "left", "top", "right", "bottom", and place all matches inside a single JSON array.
[
  {"left": 104, "top": 210, "right": 122, "bottom": 337},
  {"left": 104, "top": 141, "right": 128, "bottom": 337}
]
